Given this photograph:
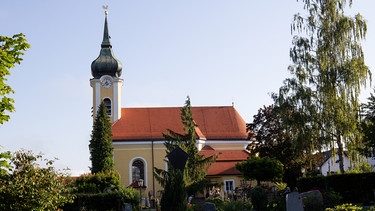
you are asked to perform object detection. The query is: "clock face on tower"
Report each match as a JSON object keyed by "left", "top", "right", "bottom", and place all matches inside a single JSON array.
[{"left": 100, "top": 76, "right": 113, "bottom": 88}]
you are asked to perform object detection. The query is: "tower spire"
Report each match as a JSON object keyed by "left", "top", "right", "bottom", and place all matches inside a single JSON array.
[
  {"left": 91, "top": 6, "right": 122, "bottom": 79},
  {"left": 101, "top": 5, "right": 111, "bottom": 48}
]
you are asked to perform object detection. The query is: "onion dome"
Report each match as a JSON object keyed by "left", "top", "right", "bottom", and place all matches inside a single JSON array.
[{"left": 91, "top": 14, "right": 122, "bottom": 79}]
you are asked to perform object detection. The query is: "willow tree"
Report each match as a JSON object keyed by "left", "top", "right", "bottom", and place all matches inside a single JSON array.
[{"left": 274, "top": 0, "right": 371, "bottom": 174}]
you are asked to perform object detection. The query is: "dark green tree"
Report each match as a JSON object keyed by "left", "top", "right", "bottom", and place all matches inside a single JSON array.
[
  {"left": 235, "top": 156, "right": 284, "bottom": 186},
  {"left": 160, "top": 170, "right": 187, "bottom": 211},
  {"left": 0, "top": 33, "right": 30, "bottom": 124},
  {"left": 273, "top": 0, "right": 371, "bottom": 174},
  {"left": 89, "top": 101, "right": 114, "bottom": 173},
  {"left": 359, "top": 89, "right": 375, "bottom": 157},
  {"left": 154, "top": 96, "right": 217, "bottom": 195},
  {"left": 0, "top": 149, "right": 74, "bottom": 210},
  {"left": 247, "top": 105, "right": 304, "bottom": 188}
]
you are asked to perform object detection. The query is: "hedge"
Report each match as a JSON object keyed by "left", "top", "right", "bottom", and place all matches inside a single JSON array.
[{"left": 297, "top": 172, "right": 375, "bottom": 205}]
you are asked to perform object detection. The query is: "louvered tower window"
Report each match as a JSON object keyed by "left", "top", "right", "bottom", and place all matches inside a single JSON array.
[{"left": 103, "top": 98, "right": 111, "bottom": 116}]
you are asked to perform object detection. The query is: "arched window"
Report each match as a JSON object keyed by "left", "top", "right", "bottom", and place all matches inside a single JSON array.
[
  {"left": 132, "top": 159, "right": 144, "bottom": 181},
  {"left": 103, "top": 98, "right": 111, "bottom": 116}
]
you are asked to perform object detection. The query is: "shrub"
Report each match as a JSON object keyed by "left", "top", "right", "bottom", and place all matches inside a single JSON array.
[
  {"left": 250, "top": 186, "right": 268, "bottom": 211},
  {"left": 221, "top": 200, "right": 251, "bottom": 211},
  {"left": 303, "top": 193, "right": 324, "bottom": 211},
  {"left": 63, "top": 187, "right": 139, "bottom": 210},
  {"left": 205, "top": 197, "right": 224, "bottom": 209},
  {"left": 325, "top": 203, "right": 362, "bottom": 211},
  {"left": 74, "top": 170, "right": 121, "bottom": 193},
  {"left": 323, "top": 191, "right": 342, "bottom": 209}
]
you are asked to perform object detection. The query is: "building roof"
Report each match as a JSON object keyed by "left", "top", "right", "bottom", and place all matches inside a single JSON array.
[
  {"left": 112, "top": 106, "right": 248, "bottom": 141},
  {"left": 200, "top": 145, "right": 249, "bottom": 176}
]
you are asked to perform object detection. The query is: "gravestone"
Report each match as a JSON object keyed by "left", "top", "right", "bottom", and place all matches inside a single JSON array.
[
  {"left": 203, "top": 202, "right": 216, "bottom": 211},
  {"left": 286, "top": 192, "right": 304, "bottom": 211},
  {"left": 123, "top": 203, "right": 132, "bottom": 211},
  {"left": 300, "top": 190, "right": 323, "bottom": 211}
]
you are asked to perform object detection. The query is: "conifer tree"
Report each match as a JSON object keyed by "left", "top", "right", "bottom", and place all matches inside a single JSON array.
[
  {"left": 154, "top": 96, "right": 217, "bottom": 195},
  {"left": 160, "top": 170, "right": 187, "bottom": 211},
  {"left": 89, "top": 101, "right": 114, "bottom": 173}
]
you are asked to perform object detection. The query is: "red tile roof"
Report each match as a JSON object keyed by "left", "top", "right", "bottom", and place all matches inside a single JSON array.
[
  {"left": 112, "top": 106, "right": 248, "bottom": 141},
  {"left": 200, "top": 146, "right": 249, "bottom": 176}
]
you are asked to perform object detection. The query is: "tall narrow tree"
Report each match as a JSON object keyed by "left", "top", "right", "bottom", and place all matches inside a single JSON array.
[
  {"left": 89, "top": 101, "right": 114, "bottom": 173},
  {"left": 154, "top": 96, "right": 217, "bottom": 195},
  {"left": 274, "top": 0, "right": 371, "bottom": 173}
]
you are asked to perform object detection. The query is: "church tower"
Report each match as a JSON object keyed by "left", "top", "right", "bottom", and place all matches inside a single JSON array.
[{"left": 90, "top": 10, "right": 123, "bottom": 123}]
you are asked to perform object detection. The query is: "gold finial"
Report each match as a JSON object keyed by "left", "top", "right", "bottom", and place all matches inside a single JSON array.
[{"left": 102, "top": 5, "right": 108, "bottom": 15}]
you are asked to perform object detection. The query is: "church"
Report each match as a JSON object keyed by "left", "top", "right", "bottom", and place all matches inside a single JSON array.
[{"left": 90, "top": 12, "right": 251, "bottom": 200}]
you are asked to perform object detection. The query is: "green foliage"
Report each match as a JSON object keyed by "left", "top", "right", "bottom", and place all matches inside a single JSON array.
[
  {"left": 248, "top": 105, "right": 304, "bottom": 188},
  {"left": 250, "top": 186, "right": 268, "bottom": 211},
  {"left": 273, "top": 0, "right": 371, "bottom": 174},
  {"left": 205, "top": 197, "right": 225, "bottom": 207},
  {"left": 303, "top": 194, "right": 324, "bottom": 211},
  {"left": 63, "top": 187, "right": 139, "bottom": 211},
  {"left": 346, "top": 162, "right": 373, "bottom": 174},
  {"left": 154, "top": 96, "right": 217, "bottom": 195},
  {"left": 74, "top": 170, "right": 121, "bottom": 193},
  {"left": 0, "top": 146, "right": 11, "bottom": 176},
  {"left": 221, "top": 200, "right": 251, "bottom": 211},
  {"left": 274, "top": 182, "right": 287, "bottom": 191},
  {"left": 298, "top": 173, "right": 375, "bottom": 204},
  {"left": 204, "top": 198, "right": 252, "bottom": 211},
  {"left": 297, "top": 176, "right": 327, "bottom": 192},
  {"left": 360, "top": 90, "right": 375, "bottom": 157},
  {"left": 236, "top": 156, "right": 284, "bottom": 185},
  {"left": 0, "top": 33, "right": 30, "bottom": 124},
  {"left": 89, "top": 101, "right": 114, "bottom": 173},
  {"left": 160, "top": 170, "right": 187, "bottom": 211},
  {"left": 323, "top": 191, "right": 343, "bottom": 209},
  {"left": 325, "top": 203, "right": 363, "bottom": 211},
  {"left": 66, "top": 171, "right": 139, "bottom": 210},
  {"left": 0, "top": 149, "right": 74, "bottom": 210}
]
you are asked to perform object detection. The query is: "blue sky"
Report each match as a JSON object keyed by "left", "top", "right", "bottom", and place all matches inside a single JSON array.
[{"left": 1, "top": 1, "right": 375, "bottom": 176}]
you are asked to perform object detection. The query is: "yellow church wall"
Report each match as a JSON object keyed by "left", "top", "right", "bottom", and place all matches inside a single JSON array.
[
  {"left": 113, "top": 142, "right": 168, "bottom": 198},
  {"left": 113, "top": 142, "right": 250, "bottom": 201},
  {"left": 100, "top": 88, "right": 113, "bottom": 99},
  {"left": 205, "top": 142, "right": 248, "bottom": 151}
]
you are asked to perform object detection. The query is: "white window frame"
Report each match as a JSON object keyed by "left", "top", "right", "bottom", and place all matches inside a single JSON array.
[
  {"left": 224, "top": 179, "right": 235, "bottom": 193},
  {"left": 129, "top": 157, "right": 148, "bottom": 186}
]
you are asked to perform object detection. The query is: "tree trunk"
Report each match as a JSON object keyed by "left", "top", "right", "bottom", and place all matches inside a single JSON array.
[{"left": 336, "top": 136, "right": 345, "bottom": 174}]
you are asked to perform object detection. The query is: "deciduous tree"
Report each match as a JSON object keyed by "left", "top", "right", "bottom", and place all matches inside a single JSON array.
[
  {"left": 273, "top": 0, "right": 371, "bottom": 174},
  {"left": 236, "top": 156, "right": 284, "bottom": 186},
  {"left": 247, "top": 105, "right": 304, "bottom": 187},
  {"left": 0, "top": 149, "right": 74, "bottom": 210},
  {"left": 0, "top": 33, "right": 30, "bottom": 124}
]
